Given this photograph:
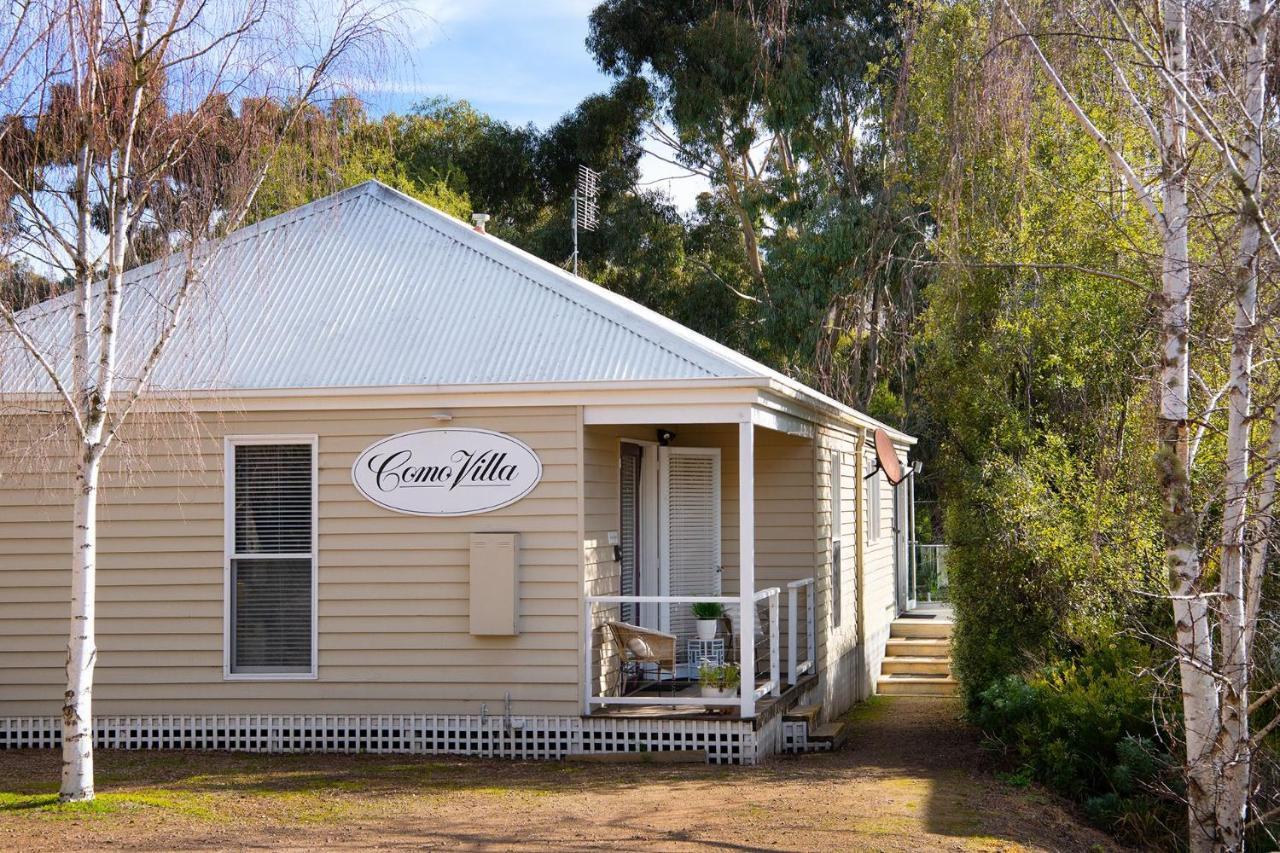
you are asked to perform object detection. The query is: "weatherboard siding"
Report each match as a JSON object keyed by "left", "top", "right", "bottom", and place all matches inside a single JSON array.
[
  {"left": 809, "top": 422, "right": 911, "bottom": 716},
  {"left": 0, "top": 404, "right": 583, "bottom": 716},
  {"left": 814, "top": 424, "right": 860, "bottom": 716}
]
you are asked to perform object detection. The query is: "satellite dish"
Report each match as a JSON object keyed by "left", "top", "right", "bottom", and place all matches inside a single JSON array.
[{"left": 874, "top": 428, "right": 904, "bottom": 486}]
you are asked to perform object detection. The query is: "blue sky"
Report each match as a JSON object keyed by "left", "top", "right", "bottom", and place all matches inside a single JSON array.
[
  {"left": 365, "top": 1, "right": 610, "bottom": 127},
  {"left": 358, "top": 0, "right": 708, "bottom": 209}
]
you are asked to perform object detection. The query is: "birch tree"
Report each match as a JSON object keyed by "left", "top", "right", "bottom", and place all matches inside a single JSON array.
[
  {"left": 0, "top": 0, "right": 397, "bottom": 802},
  {"left": 995, "top": 0, "right": 1277, "bottom": 846}
]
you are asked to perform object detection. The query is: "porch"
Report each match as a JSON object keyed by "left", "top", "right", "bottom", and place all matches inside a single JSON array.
[
  {"left": 581, "top": 411, "right": 829, "bottom": 721},
  {"left": 582, "top": 582, "right": 818, "bottom": 721}
]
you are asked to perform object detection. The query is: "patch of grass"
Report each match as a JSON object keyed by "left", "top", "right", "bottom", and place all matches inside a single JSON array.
[
  {"left": 843, "top": 695, "right": 893, "bottom": 725},
  {"left": 175, "top": 770, "right": 379, "bottom": 795},
  {"left": 996, "top": 766, "right": 1035, "bottom": 788},
  {"left": 0, "top": 789, "right": 218, "bottom": 820},
  {"left": 964, "top": 837, "right": 1031, "bottom": 851},
  {"left": 882, "top": 776, "right": 930, "bottom": 793},
  {"left": 0, "top": 792, "right": 62, "bottom": 812},
  {"left": 846, "top": 814, "right": 921, "bottom": 836},
  {"left": 734, "top": 803, "right": 770, "bottom": 819},
  {"left": 931, "top": 808, "right": 984, "bottom": 836},
  {"left": 478, "top": 785, "right": 546, "bottom": 796}
]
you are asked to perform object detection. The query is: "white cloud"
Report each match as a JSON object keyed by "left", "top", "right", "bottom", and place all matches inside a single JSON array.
[
  {"left": 636, "top": 152, "right": 710, "bottom": 214},
  {"left": 403, "top": 0, "right": 599, "bottom": 39}
]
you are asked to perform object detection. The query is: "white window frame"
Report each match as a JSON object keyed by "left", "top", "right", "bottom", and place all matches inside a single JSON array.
[
  {"left": 223, "top": 434, "right": 319, "bottom": 681},
  {"left": 831, "top": 450, "right": 843, "bottom": 540}
]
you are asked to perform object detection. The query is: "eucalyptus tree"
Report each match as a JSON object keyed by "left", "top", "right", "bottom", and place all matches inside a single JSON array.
[
  {"left": 0, "top": 0, "right": 398, "bottom": 802},
  {"left": 587, "top": 0, "right": 922, "bottom": 410}
]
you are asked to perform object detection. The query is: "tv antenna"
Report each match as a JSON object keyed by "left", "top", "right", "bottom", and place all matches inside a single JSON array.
[{"left": 571, "top": 164, "right": 600, "bottom": 276}]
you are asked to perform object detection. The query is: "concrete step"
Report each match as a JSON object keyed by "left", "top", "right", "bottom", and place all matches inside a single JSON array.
[
  {"left": 877, "top": 674, "right": 958, "bottom": 697},
  {"left": 889, "top": 619, "right": 953, "bottom": 639},
  {"left": 880, "top": 656, "right": 952, "bottom": 676},
  {"left": 808, "top": 721, "right": 849, "bottom": 750},
  {"left": 885, "top": 637, "right": 950, "bottom": 658},
  {"left": 783, "top": 704, "right": 822, "bottom": 726}
]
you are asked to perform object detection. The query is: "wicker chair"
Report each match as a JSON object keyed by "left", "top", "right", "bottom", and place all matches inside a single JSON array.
[{"left": 605, "top": 621, "right": 677, "bottom": 695}]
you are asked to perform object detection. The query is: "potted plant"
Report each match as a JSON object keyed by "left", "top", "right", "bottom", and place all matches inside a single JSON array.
[
  {"left": 698, "top": 662, "right": 741, "bottom": 699},
  {"left": 691, "top": 601, "right": 724, "bottom": 641}
]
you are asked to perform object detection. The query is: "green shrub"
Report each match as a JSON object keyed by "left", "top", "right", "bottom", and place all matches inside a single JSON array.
[
  {"left": 971, "top": 638, "right": 1180, "bottom": 846},
  {"left": 947, "top": 441, "right": 1167, "bottom": 704},
  {"left": 697, "top": 662, "right": 740, "bottom": 689}
]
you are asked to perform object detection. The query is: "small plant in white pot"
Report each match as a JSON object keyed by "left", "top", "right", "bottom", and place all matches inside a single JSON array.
[
  {"left": 698, "top": 662, "right": 741, "bottom": 699},
  {"left": 691, "top": 601, "right": 724, "bottom": 641}
]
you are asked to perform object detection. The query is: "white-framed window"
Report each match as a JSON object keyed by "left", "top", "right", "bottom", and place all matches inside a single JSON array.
[
  {"left": 224, "top": 435, "right": 317, "bottom": 679},
  {"left": 868, "top": 462, "right": 882, "bottom": 543}
]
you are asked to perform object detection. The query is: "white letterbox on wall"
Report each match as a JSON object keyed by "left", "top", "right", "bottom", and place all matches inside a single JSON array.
[{"left": 469, "top": 532, "right": 520, "bottom": 636}]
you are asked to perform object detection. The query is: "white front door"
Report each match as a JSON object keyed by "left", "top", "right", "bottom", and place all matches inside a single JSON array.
[{"left": 660, "top": 446, "right": 722, "bottom": 669}]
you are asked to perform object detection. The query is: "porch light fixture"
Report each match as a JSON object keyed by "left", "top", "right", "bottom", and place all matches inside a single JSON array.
[{"left": 657, "top": 429, "right": 675, "bottom": 446}]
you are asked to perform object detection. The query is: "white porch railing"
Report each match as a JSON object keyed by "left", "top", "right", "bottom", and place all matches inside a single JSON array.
[
  {"left": 786, "top": 577, "right": 816, "bottom": 683},
  {"left": 583, "top": 579, "right": 813, "bottom": 718},
  {"left": 753, "top": 587, "right": 781, "bottom": 702},
  {"left": 912, "top": 543, "right": 950, "bottom": 603}
]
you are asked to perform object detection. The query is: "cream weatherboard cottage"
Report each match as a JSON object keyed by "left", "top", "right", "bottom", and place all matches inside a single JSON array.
[{"left": 0, "top": 181, "right": 918, "bottom": 764}]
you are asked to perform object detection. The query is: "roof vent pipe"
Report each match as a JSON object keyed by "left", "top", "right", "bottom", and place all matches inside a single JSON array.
[{"left": 471, "top": 213, "right": 490, "bottom": 233}]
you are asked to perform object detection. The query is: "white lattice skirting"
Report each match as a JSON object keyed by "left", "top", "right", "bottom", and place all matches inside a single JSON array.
[{"left": 0, "top": 714, "right": 778, "bottom": 765}]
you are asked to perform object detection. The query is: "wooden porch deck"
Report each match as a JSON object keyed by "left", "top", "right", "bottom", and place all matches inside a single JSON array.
[{"left": 587, "top": 674, "right": 817, "bottom": 726}]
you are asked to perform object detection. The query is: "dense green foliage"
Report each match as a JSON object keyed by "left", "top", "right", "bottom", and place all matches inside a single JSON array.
[
  {"left": 904, "top": 0, "right": 1167, "bottom": 694},
  {"left": 972, "top": 639, "right": 1180, "bottom": 844},
  {"left": 589, "top": 0, "right": 922, "bottom": 406}
]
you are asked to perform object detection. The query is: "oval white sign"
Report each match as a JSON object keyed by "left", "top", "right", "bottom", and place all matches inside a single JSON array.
[{"left": 352, "top": 428, "right": 543, "bottom": 516}]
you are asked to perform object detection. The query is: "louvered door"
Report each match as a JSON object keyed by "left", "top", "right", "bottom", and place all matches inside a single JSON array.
[{"left": 661, "top": 447, "right": 721, "bottom": 667}]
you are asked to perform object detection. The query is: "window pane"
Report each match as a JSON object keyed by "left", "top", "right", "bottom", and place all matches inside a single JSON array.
[
  {"left": 235, "top": 444, "right": 312, "bottom": 554},
  {"left": 869, "top": 472, "right": 881, "bottom": 541},
  {"left": 232, "top": 557, "right": 312, "bottom": 673}
]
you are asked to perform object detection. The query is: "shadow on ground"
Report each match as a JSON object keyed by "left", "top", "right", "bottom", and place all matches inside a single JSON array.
[{"left": 0, "top": 697, "right": 1118, "bottom": 852}]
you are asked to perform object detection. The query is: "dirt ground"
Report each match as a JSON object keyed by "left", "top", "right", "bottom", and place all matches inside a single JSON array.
[{"left": 0, "top": 697, "right": 1118, "bottom": 852}]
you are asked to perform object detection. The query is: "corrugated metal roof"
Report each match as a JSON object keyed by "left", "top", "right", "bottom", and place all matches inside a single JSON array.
[{"left": 0, "top": 181, "right": 907, "bottom": 438}]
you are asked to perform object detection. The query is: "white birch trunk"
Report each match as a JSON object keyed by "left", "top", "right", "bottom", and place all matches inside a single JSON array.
[
  {"left": 61, "top": 447, "right": 101, "bottom": 801},
  {"left": 1214, "top": 0, "right": 1269, "bottom": 842},
  {"left": 1154, "top": 0, "right": 1220, "bottom": 848},
  {"left": 60, "top": 50, "right": 100, "bottom": 807}
]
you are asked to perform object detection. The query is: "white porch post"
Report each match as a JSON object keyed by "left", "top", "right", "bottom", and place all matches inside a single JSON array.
[
  {"left": 787, "top": 586, "right": 798, "bottom": 683},
  {"left": 738, "top": 420, "right": 756, "bottom": 718}
]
